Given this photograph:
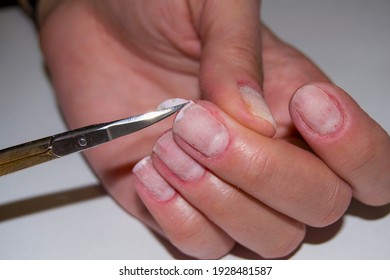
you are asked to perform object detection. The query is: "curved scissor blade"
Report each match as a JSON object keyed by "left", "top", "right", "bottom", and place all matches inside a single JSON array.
[
  {"left": 106, "top": 102, "right": 188, "bottom": 140},
  {"left": 50, "top": 102, "right": 189, "bottom": 157}
]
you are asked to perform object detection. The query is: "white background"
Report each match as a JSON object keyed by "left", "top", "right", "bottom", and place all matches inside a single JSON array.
[{"left": 1, "top": 0, "right": 389, "bottom": 259}]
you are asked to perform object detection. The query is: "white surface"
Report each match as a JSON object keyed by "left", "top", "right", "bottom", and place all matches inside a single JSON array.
[{"left": 0, "top": 0, "right": 389, "bottom": 259}]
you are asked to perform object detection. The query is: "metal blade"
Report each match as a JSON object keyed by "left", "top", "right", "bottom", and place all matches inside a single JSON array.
[{"left": 50, "top": 102, "right": 188, "bottom": 157}]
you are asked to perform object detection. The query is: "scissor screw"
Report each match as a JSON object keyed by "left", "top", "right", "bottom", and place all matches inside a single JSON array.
[{"left": 78, "top": 137, "right": 87, "bottom": 147}]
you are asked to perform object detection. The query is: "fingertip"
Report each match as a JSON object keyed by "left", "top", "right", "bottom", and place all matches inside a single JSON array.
[
  {"left": 290, "top": 82, "right": 345, "bottom": 138},
  {"left": 133, "top": 156, "right": 176, "bottom": 202},
  {"left": 290, "top": 82, "right": 390, "bottom": 207},
  {"left": 132, "top": 156, "right": 234, "bottom": 259}
]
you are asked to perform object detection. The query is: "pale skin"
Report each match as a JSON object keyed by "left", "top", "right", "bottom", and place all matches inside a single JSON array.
[{"left": 37, "top": 0, "right": 390, "bottom": 259}]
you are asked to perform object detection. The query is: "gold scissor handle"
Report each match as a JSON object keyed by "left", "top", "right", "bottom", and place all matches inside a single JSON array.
[{"left": 0, "top": 137, "right": 58, "bottom": 176}]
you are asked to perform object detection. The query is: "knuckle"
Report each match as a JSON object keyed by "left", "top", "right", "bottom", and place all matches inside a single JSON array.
[
  {"left": 224, "top": 43, "right": 260, "bottom": 69},
  {"left": 343, "top": 136, "right": 378, "bottom": 177},
  {"left": 240, "top": 145, "right": 272, "bottom": 196},
  {"left": 314, "top": 179, "right": 352, "bottom": 227},
  {"left": 169, "top": 212, "right": 207, "bottom": 250},
  {"left": 261, "top": 223, "right": 306, "bottom": 259},
  {"left": 167, "top": 212, "right": 233, "bottom": 259},
  {"left": 207, "top": 182, "right": 237, "bottom": 217},
  {"left": 226, "top": 44, "right": 258, "bottom": 60}
]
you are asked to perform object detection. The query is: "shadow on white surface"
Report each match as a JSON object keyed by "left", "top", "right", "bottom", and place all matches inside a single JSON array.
[
  {"left": 346, "top": 198, "right": 390, "bottom": 221},
  {"left": 0, "top": 184, "right": 106, "bottom": 222}
]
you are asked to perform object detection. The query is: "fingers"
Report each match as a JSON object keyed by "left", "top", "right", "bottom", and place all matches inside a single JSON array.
[
  {"left": 189, "top": 0, "right": 276, "bottom": 136},
  {"left": 151, "top": 131, "right": 306, "bottom": 258},
  {"left": 171, "top": 101, "right": 352, "bottom": 227},
  {"left": 290, "top": 83, "right": 390, "bottom": 206},
  {"left": 133, "top": 157, "right": 235, "bottom": 259}
]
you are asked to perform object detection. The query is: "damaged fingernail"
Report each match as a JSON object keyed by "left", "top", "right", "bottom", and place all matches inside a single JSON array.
[
  {"left": 157, "top": 98, "right": 189, "bottom": 110},
  {"left": 153, "top": 131, "right": 205, "bottom": 181},
  {"left": 173, "top": 102, "right": 229, "bottom": 158},
  {"left": 239, "top": 85, "right": 276, "bottom": 128},
  {"left": 292, "top": 85, "right": 343, "bottom": 135},
  {"left": 133, "top": 156, "right": 175, "bottom": 201}
]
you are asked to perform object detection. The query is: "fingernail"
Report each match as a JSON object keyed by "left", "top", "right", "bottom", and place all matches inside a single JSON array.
[
  {"left": 157, "top": 98, "right": 189, "bottom": 110},
  {"left": 239, "top": 85, "right": 276, "bottom": 128},
  {"left": 173, "top": 102, "right": 229, "bottom": 158},
  {"left": 153, "top": 132, "right": 205, "bottom": 181},
  {"left": 292, "top": 85, "right": 343, "bottom": 135},
  {"left": 133, "top": 156, "right": 175, "bottom": 201}
]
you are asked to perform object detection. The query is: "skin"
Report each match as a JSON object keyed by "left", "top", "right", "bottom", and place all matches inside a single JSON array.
[{"left": 38, "top": 0, "right": 390, "bottom": 259}]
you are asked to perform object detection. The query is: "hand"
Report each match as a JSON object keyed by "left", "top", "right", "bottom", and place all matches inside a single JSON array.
[
  {"left": 39, "top": 0, "right": 273, "bottom": 255},
  {"left": 137, "top": 83, "right": 390, "bottom": 259},
  {"left": 131, "top": 22, "right": 390, "bottom": 257},
  {"left": 38, "top": 0, "right": 390, "bottom": 259}
]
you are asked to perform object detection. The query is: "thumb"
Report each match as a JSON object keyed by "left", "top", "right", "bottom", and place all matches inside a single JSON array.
[
  {"left": 190, "top": 0, "right": 276, "bottom": 136},
  {"left": 290, "top": 82, "right": 390, "bottom": 206}
]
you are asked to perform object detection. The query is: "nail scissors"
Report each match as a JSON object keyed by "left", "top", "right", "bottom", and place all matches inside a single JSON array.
[{"left": 0, "top": 103, "right": 187, "bottom": 176}]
